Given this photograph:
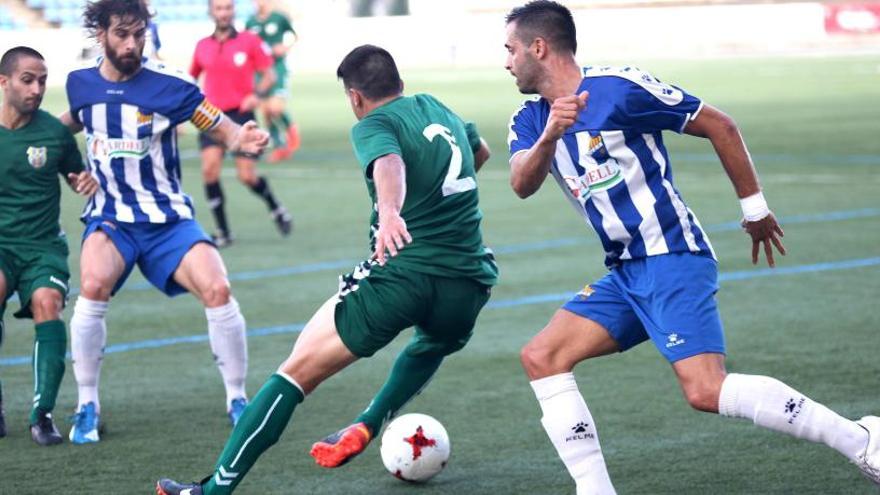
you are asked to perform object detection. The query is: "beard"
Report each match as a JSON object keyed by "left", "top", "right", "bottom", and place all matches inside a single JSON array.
[
  {"left": 515, "top": 76, "right": 539, "bottom": 95},
  {"left": 13, "top": 94, "right": 42, "bottom": 115},
  {"left": 512, "top": 58, "right": 540, "bottom": 95},
  {"left": 105, "top": 44, "right": 141, "bottom": 76}
]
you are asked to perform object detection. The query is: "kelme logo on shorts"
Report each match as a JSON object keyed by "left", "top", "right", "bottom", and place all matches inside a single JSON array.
[
  {"left": 49, "top": 276, "right": 68, "bottom": 291},
  {"left": 27, "top": 146, "right": 47, "bottom": 169}
]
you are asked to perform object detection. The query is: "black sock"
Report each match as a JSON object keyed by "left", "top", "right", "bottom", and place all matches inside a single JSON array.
[
  {"left": 206, "top": 181, "right": 230, "bottom": 235},
  {"left": 250, "top": 176, "right": 280, "bottom": 212}
]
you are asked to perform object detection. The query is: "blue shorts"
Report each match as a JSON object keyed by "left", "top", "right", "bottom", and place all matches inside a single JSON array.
[
  {"left": 82, "top": 218, "right": 213, "bottom": 297},
  {"left": 562, "top": 252, "right": 725, "bottom": 363}
]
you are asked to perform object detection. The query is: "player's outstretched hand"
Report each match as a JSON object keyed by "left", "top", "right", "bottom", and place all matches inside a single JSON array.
[
  {"left": 372, "top": 214, "right": 412, "bottom": 266},
  {"left": 67, "top": 171, "right": 99, "bottom": 196},
  {"left": 742, "top": 212, "right": 786, "bottom": 267},
  {"left": 542, "top": 91, "right": 588, "bottom": 142},
  {"left": 234, "top": 121, "right": 270, "bottom": 156}
]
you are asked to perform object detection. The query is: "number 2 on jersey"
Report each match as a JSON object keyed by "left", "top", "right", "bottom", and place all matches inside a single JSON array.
[{"left": 423, "top": 124, "right": 476, "bottom": 197}]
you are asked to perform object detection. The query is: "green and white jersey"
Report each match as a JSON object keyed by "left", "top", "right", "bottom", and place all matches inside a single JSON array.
[
  {"left": 350, "top": 94, "right": 498, "bottom": 286},
  {"left": 246, "top": 11, "right": 295, "bottom": 75},
  {"left": 0, "top": 110, "right": 83, "bottom": 247}
]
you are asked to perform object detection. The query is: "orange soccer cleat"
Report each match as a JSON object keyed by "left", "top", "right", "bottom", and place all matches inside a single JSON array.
[{"left": 309, "top": 422, "right": 373, "bottom": 468}]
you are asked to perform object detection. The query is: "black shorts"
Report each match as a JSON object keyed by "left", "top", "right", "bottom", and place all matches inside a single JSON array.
[{"left": 198, "top": 109, "right": 259, "bottom": 158}]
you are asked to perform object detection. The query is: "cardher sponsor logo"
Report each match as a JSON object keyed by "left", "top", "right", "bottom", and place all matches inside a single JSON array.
[{"left": 88, "top": 136, "right": 151, "bottom": 160}]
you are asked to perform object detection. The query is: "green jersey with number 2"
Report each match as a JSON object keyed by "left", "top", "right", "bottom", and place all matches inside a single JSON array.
[{"left": 350, "top": 94, "right": 497, "bottom": 286}]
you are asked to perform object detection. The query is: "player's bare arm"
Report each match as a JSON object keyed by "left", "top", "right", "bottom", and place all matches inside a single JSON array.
[
  {"left": 67, "top": 171, "right": 99, "bottom": 196},
  {"left": 59, "top": 110, "right": 83, "bottom": 134},
  {"left": 510, "top": 91, "right": 588, "bottom": 198},
  {"left": 240, "top": 67, "right": 276, "bottom": 112},
  {"left": 208, "top": 117, "right": 269, "bottom": 156},
  {"left": 255, "top": 66, "right": 276, "bottom": 95},
  {"left": 684, "top": 104, "right": 785, "bottom": 267},
  {"left": 474, "top": 138, "right": 491, "bottom": 172},
  {"left": 372, "top": 153, "right": 412, "bottom": 265}
]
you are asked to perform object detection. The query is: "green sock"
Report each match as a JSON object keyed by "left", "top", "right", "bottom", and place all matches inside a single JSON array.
[
  {"left": 278, "top": 112, "right": 291, "bottom": 129},
  {"left": 268, "top": 117, "right": 285, "bottom": 148},
  {"left": 30, "top": 320, "right": 66, "bottom": 424},
  {"left": 203, "top": 373, "right": 304, "bottom": 495},
  {"left": 356, "top": 346, "right": 443, "bottom": 435}
]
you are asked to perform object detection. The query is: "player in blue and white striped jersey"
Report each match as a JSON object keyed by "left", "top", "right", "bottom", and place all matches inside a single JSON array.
[
  {"left": 505, "top": 2, "right": 879, "bottom": 493},
  {"left": 59, "top": 0, "right": 270, "bottom": 444}
]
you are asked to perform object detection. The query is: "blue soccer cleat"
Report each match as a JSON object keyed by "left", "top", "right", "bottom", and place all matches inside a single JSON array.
[
  {"left": 228, "top": 397, "right": 248, "bottom": 426},
  {"left": 69, "top": 402, "right": 101, "bottom": 444}
]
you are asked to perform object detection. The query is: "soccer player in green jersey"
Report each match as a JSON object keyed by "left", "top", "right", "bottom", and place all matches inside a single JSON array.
[
  {"left": 0, "top": 46, "right": 98, "bottom": 445},
  {"left": 156, "top": 44, "right": 497, "bottom": 495},
  {"left": 246, "top": 0, "right": 301, "bottom": 163}
]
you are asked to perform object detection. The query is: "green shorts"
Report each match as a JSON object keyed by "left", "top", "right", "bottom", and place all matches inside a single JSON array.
[
  {"left": 0, "top": 242, "right": 70, "bottom": 320},
  {"left": 257, "top": 69, "right": 289, "bottom": 99},
  {"left": 334, "top": 260, "right": 492, "bottom": 358}
]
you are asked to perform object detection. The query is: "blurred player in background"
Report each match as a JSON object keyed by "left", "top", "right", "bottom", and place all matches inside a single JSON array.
[
  {"left": 157, "top": 44, "right": 497, "bottom": 495},
  {"left": 504, "top": 2, "right": 879, "bottom": 492},
  {"left": 191, "top": 0, "right": 292, "bottom": 247},
  {"left": 246, "top": 0, "right": 301, "bottom": 163},
  {"left": 61, "top": 0, "right": 270, "bottom": 444},
  {"left": 0, "top": 46, "right": 98, "bottom": 446}
]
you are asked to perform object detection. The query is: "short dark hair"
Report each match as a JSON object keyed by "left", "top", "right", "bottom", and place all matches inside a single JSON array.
[
  {"left": 336, "top": 45, "right": 403, "bottom": 100},
  {"left": 506, "top": 1, "right": 577, "bottom": 55},
  {"left": 83, "top": 0, "right": 152, "bottom": 36},
  {"left": 0, "top": 46, "right": 44, "bottom": 76}
]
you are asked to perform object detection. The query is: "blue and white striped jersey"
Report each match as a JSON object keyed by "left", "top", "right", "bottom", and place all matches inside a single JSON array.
[
  {"left": 67, "top": 58, "right": 222, "bottom": 224},
  {"left": 508, "top": 66, "right": 715, "bottom": 267}
]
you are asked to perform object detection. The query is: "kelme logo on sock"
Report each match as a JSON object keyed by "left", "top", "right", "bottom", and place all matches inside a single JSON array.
[
  {"left": 784, "top": 397, "right": 806, "bottom": 424},
  {"left": 565, "top": 422, "right": 595, "bottom": 442}
]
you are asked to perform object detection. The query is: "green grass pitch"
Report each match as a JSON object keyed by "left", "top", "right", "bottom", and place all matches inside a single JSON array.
[{"left": 1, "top": 55, "right": 879, "bottom": 494}]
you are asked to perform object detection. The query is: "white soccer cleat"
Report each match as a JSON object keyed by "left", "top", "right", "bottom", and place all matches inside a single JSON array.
[{"left": 854, "top": 416, "right": 880, "bottom": 485}]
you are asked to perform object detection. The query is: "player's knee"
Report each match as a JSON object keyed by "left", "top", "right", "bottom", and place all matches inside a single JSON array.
[
  {"left": 31, "top": 290, "right": 63, "bottom": 321},
  {"left": 237, "top": 168, "right": 257, "bottom": 185},
  {"left": 79, "top": 275, "right": 112, "bottom": 301},
  {"left": 682, "top": 383, "right": 721, "bottom": 413},
  {"left": 202, "top": 280, "right": 232, "bottom": 307},
  {"left": 201, "top": 161, "right": 221, "bottom": 183},
  {"left": 520, "top": 340, "right": 569, "bottom": 379}
]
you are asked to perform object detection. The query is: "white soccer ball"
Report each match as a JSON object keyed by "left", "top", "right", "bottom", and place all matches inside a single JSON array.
[{"left": 380, "top": 413, "right": 450, "bottom": 482}]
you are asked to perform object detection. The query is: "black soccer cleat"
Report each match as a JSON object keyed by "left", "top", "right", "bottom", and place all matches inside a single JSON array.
[
  {"left": 156, "top": 478, "right": 203, "bottom": 495},
  {"left": 211, "top": 231, "right": 235, "bottom": 249},
  {"left": 271, "top": 207, "right": 293, "bottom": 237},
  {"left": 30, "top": 408, "right": 63, "bottom": 446},
  {"left": 0, "top": 400, "right": 7, "bottom": 439}
]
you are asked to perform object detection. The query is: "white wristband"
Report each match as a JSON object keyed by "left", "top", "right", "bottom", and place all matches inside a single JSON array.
[{"left": 740, "top": 191, "right": 770, "bottom": 222}]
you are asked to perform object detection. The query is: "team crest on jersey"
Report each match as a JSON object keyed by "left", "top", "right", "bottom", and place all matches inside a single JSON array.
[
  {"left": 233, "top": 52, "right": 248, "bottom": 67},
  {"left": 579, "top": 133, "right": 623, "bottom": 194},
  {"left": 136, "top": 111, "right": 153, "bottom": 128},
  {"left": 265, "top": 22, "right": 278, "bottom": 35},
  {"left": 26, "top": 146, "right": 47, "bottom": 169}
]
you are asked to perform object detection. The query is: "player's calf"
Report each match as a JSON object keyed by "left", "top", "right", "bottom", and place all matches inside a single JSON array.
[{"left": 310, "top": 422, "right": 373, "bottom": 468}]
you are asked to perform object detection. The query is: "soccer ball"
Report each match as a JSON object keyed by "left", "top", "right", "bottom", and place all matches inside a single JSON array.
[{"left": 380, "top": 413, "right": 450, "bottom": 482}]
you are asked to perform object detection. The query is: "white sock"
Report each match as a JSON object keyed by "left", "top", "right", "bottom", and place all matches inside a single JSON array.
[
  {"left": 530, "top": 373, "right": 617, "bottom": 495},
  {"left": 206, "top": 298, "right": 248, "bottom": 409},
  {"left": 70, "top": 297, "right": 108, "bottom": 413},
  {"left": 719, "top": 373, "right": 869, "bottom": 461}
]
